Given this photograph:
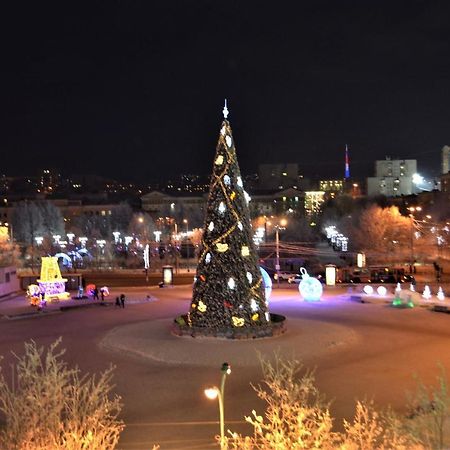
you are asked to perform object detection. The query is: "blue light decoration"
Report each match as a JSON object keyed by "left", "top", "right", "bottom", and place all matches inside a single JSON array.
[
  {"left": 298, "top": 267, "right": 323, "bottom": 301},
  {"left": 259, "top": 267, "right": 272, "bottom": 302}
]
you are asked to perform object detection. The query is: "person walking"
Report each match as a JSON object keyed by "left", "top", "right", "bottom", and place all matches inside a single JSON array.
[
  {"left": 115, "top": 296, "right": 121, "bottom": 308},
  {"left": 93, "top": 287, "right": 99, "bottom": 301},
  {"left": 100, "top": 289, "right": 105, "bottom": 302},
  {"left": 120, "top": 293, "right": 126, "bottom": 309}
]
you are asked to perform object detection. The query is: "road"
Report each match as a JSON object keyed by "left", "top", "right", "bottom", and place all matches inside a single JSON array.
[{"left": 0, "top": 285, "right": 450, "bottom": 449}]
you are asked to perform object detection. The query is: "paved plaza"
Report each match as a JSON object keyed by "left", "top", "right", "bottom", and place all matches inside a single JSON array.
[{"left": 0, "top": 284, "right": 450, "bottom": 449}]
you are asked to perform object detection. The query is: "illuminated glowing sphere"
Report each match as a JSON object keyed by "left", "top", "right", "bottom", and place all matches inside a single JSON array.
[
  {"left": 363, "top": 285, "right": 374, "bottom": 295},
  {"left": 298, "top": 268, "right": 322, "bottom": 301},
  {"left": 377, "top": 286, "right": 387, "bottom": 296},
  {"left": 259, "top": 267, "right": 272, "bottom": 302}
]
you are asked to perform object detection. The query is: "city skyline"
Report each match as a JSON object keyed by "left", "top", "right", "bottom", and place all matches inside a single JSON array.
[{"left": 1, "top": 2, "right": 449, "bottom": 181}]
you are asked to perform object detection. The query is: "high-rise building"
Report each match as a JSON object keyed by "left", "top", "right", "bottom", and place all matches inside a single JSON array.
[{"left": 367, "top": 158, "right": 417, "bottom": 197}]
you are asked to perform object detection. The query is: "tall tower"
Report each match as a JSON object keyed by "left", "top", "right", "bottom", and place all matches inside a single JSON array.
[{"left": 344, "top": 144, "right": 350, "bottom": 179}]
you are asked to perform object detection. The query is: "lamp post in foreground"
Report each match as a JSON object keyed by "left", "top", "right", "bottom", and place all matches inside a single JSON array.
[
  {"left": 183, "top": 218, "right": 189, "bottom": 272},
  {"left": 204, "top": 362, "right": 231, "bottom": 449}
]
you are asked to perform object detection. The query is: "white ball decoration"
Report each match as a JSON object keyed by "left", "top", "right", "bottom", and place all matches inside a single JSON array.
[
  {"left": 223, "top": 175, "right": 231, "bottom": 185},
  {"left": 237, "top": 221, "right": 243, "bottom": 231},
  {"left": 246, "top": 271, "right": 252, "bottom": 284},
  {"left": 298, "top": 268, "right": 322, "bottom": 301},
  {"left": 377, "top": 286, "right": 387, "bottom": 296},
  {"left": 250, "top": 298, "right": 258, "bottom": 312},
  {"left": 220, "top": 126, "right": 226, "bottom": 136},
  {"left": 228, "top": 278, "right": 235, "bottom": 290},
  {"left": 225, "top": 136, "right": 232, "bottom": 147},
  {"left": 208, "top": 221, "right": 214, "bottom": 231},
  {"left": 363, "top": 285, "right": 374, "bottom": 295},
  {"left": 205, "top": 253, "right": 211, "bottom": 264}
]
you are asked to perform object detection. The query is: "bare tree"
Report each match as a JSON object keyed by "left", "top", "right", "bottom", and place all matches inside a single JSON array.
[
  {"left": 350, "top": 205, "right": 410, "bottom": 264},
  {"left": 12, "top": 201, "right": 44, "bottom": 245}
]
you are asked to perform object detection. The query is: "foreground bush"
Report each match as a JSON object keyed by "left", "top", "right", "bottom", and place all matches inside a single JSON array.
[
  {"left": 225, "top": 355, "right": 449, "bottom": 449},
  {"left": 0, "top": 339, "right": 124, "bottom": 449}
]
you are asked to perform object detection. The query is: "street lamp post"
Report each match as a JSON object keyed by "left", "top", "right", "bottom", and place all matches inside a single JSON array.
[
  {"left": 274, "top": 219, "right": 287, "bottom": 288},
  {"left": 183, "top": 219, "right": 189, "bottom": 272},
  {"left": 204, "top": 362, "right": 231, "bottom": 449}
]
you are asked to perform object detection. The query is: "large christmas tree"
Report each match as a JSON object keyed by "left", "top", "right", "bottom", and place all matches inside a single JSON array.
[{"left": 189, "top": 103, "right": 270, "bottom": 331}]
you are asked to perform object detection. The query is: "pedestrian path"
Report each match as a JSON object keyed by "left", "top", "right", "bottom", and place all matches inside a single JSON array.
[{"left": 0, "top": 291, "right": 159, "bottom": 320}]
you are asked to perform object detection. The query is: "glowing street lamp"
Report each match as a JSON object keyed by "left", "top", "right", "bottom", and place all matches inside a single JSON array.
[
  {"left": 66, "top": 232, "right": 75, "bottom": 243},
  {"left": 153, "top": 230, "right": 162, "bottom": 243},
  {"left": 35, "top": 236, "right": 44, "bottom": 246},
  {"left": 79, "top": 237, "right": 88, "bottom": 248},
  {"left": 204, "top": 362, "right": 231, "bottom": 449}
]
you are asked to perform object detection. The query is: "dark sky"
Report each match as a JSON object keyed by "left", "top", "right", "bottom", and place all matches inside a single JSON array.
[{"left": 1, "top": 1, "right": 449, "bottom": 182}]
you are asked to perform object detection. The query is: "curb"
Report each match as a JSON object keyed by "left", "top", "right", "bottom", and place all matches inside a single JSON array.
[{"left": 2, "top": 310, "right": 62, "bottom": 321}]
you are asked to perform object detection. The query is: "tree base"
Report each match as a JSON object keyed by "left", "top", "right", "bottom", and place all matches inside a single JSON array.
[{"left": 172, "top": 313, "right": 286, "bottom": 339}]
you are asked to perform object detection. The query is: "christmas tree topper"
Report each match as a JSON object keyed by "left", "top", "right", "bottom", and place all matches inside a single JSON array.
[{"left": 223, "top": 99, "right": 229, "bottom": 119}]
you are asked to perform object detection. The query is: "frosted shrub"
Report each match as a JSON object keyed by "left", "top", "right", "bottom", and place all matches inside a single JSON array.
[
  {"left": 226, "top": 355, "right": 430, "bottom": 449},
  {"left": 225, "top": 354, "right": 335, "bottom": 449},
  {"left": 402, "top": 368, "right": 450, "bottom": 450},
  {"left": 0, "top": 339, "right": 124, "bottom": 449}
]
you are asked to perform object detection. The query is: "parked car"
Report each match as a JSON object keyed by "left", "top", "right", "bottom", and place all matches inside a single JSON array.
[
  {"left": 288, "top": 274, "right": 301, "bottom": 284},
  {"left": 273, "top": 271, "right": 296, "bottom": 282}
]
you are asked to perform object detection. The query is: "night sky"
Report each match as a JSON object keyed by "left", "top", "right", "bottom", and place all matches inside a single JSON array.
[{"left": 1, "top": 1, "right": 449, "bottom": 182}]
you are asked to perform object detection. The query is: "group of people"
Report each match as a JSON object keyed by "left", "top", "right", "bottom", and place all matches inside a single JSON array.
[
  {"left": 92, "top": 287, "right": 106, "bottom": 301},
  {"left": 115, "top": 294, "right": 126, "bottom": 308}
]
